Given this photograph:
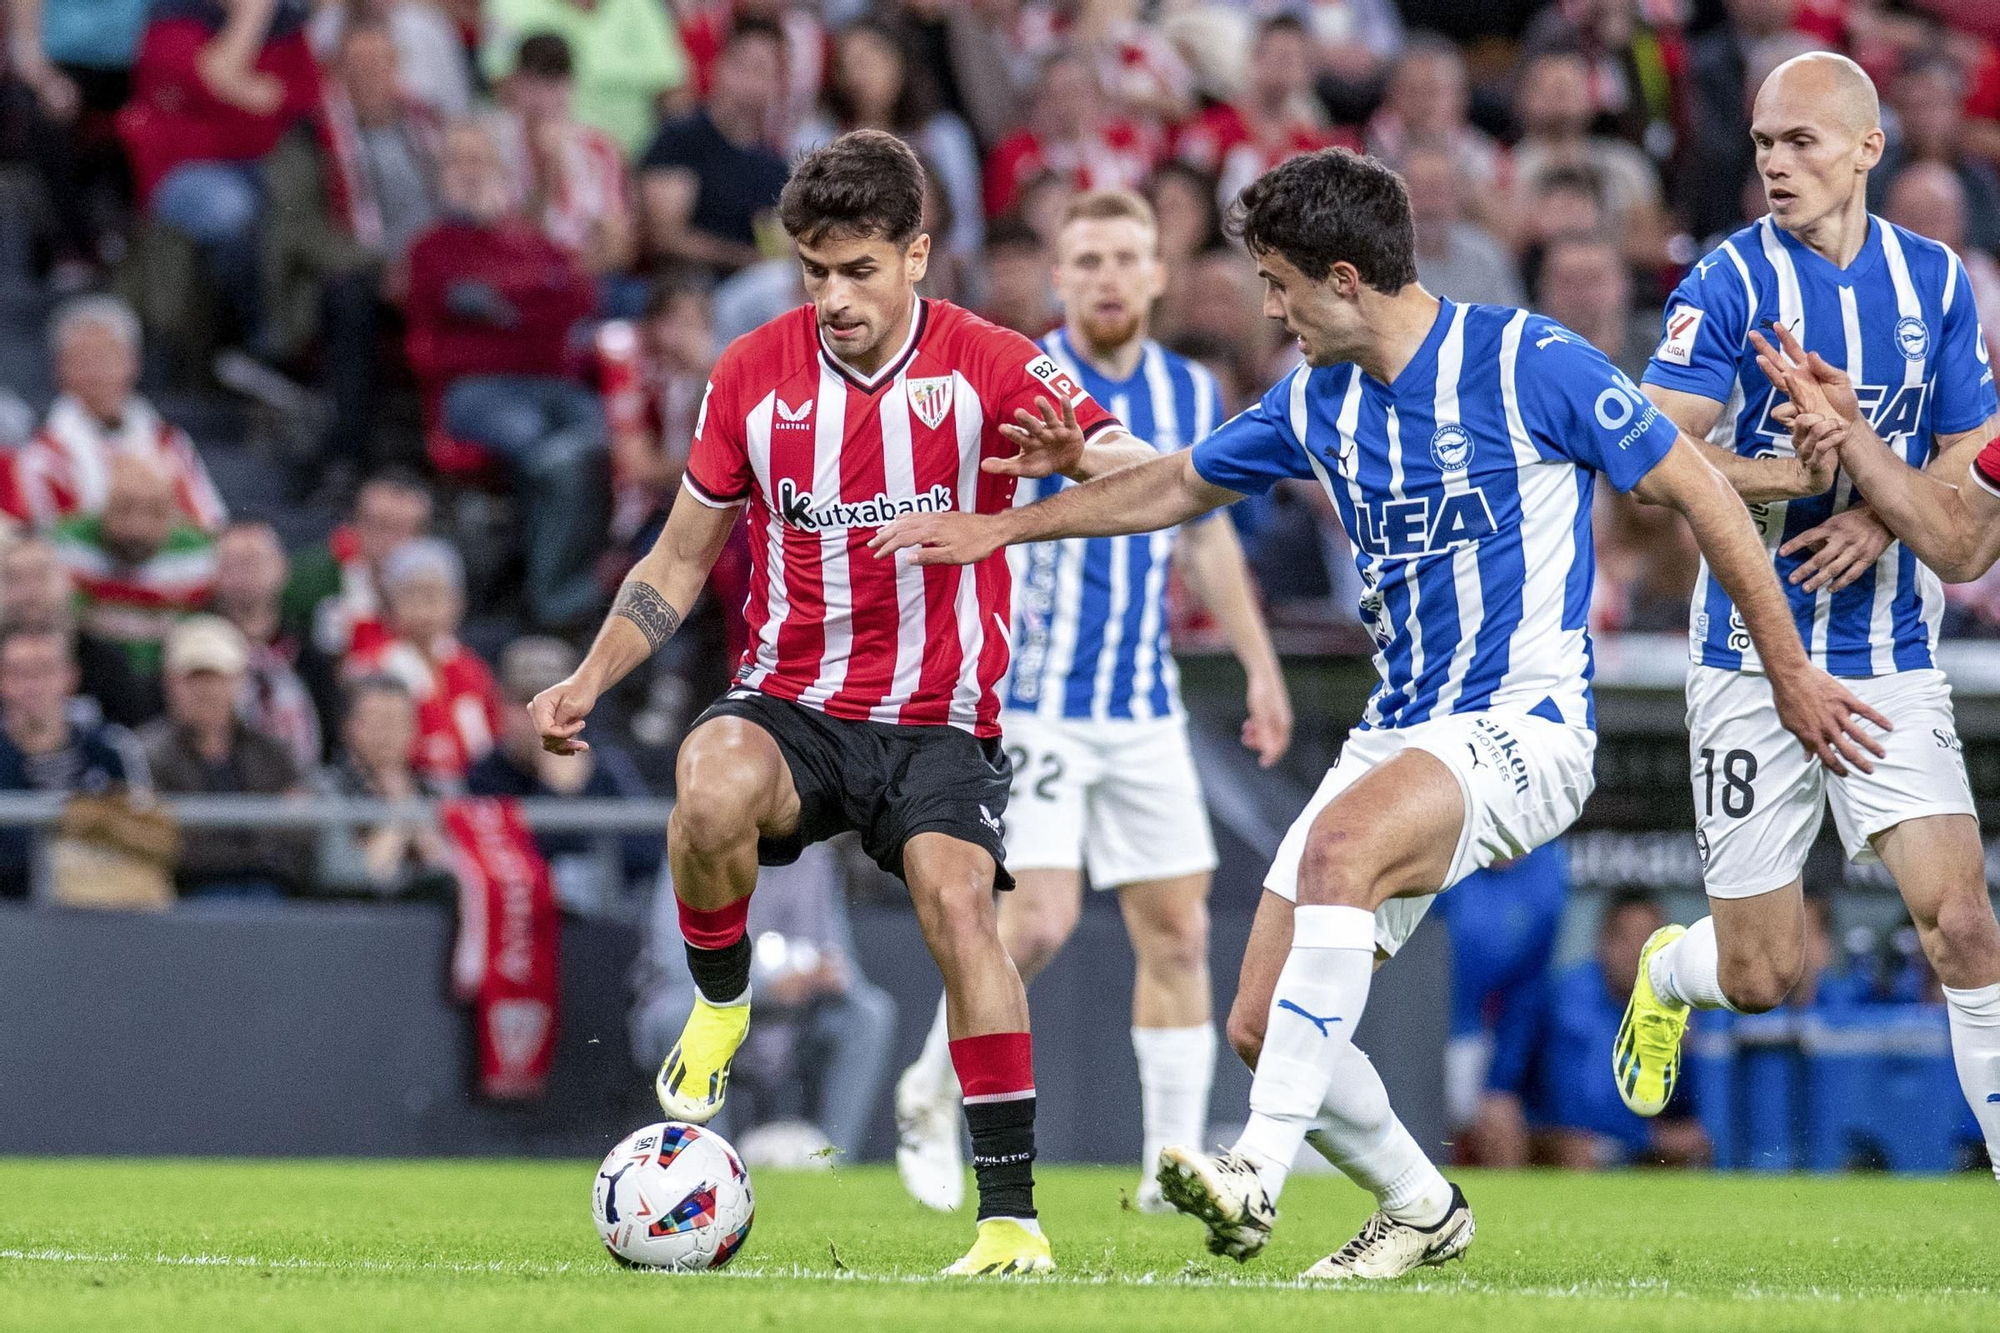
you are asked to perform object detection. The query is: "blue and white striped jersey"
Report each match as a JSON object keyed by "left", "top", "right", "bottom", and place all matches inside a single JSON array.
[
  {"left": 1192, "top": 298, "right": 1678, "bottom": 732},
  {"left": 1002, "top": 330, "right": 1224, "bottom": 720},
  {"left": 1643, "top": 215, "right": 1997, "bottom": 677}
]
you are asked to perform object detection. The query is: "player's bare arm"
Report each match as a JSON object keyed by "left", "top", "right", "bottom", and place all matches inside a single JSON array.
[
  {"left": 1642, "top": 382, "right": 1835, "bottom": 503},
  {"left": 529, "top": 491, "right": 739, "bottom": 754},
  {"left": 1755, "top": 324, "right": 2000, "bottom": 582},
  {"left": 871, "top": 450, "right": 1237, "bottom": 566},
  {"left": 1175, "top": 514, "right": 1292, "bottom": 766},
  {"left": 1629, "top": 435, "right": 1890, "bottom": 775},
  {"left": 983, "top": 393, "right": 1156, "bottom": 482}
]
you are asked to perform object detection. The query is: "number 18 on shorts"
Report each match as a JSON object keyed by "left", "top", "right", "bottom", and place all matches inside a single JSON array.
[{"left": 1686, "top": 665, "right": 1976, "bottom": 899}]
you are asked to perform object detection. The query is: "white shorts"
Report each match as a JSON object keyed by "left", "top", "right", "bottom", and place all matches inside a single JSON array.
[
  {"left": 999, "top": 711, "right": 1219, "bottom": 889},
  {"left": 1686, "top": 665, "right": 1976, "bottom": 898},
  {"left": 1263, "top": 710, "right": 1597, "bottom": 956}
]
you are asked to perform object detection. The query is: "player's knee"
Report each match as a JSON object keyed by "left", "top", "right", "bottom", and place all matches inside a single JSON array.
[
  {"left": 1920, "top": 887, "right": 2000, "bottom": 981},
  {"left": 1134, "top": 899, "right": 1209, "bottom": 981},
  {"left": 1720, "top": 954, "right": 1798, "bottom": 1014},
  {"left": 1007, "top": 902, "right": 1077, "bottom": 976},
  {"left": 668, "top": 779, "right": 761, "bottom": 858},
  {"left": 919, "top": 877, "right": 1003, "bottom": 975},
  {"left": 1294, "top": 827, "right": 1380, "bottom": 907}
]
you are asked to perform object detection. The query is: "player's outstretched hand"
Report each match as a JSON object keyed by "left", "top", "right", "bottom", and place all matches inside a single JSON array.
[
  {"left": 1769, "top": 663, "right": 1891, "bottom": 777},
  {"left": 529, "top": 674, "right": 598, "bottom": 755},
  {"left": 870, "top": 511, "right": 1005, "bottom": 566},
  {"left": 1778, "top": 505, "right": 1893, "bottom": 594},
  {"left": 1243, "top": 669, "right": 1293, "bottom": 768},
  {"left": 1751, "top": 324, "right": 1860, "bottom": 424},
  {"left": 987, "top": 395, "right": 1085, "bottom": 479}
]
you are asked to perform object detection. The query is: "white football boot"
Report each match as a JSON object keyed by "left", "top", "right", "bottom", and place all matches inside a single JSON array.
[
  {"left": 1301, "top": 1183, "right": 1475, "bottom": 1281},
  {"left": 894, "top": 1061, "right": 965, "bottom": 1212},
  {"left": 1154, "top": 1146, "right": 1277, "bottom": 1261}
]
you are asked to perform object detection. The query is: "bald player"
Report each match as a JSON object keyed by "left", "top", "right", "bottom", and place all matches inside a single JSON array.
[{"left": 1614, "top": 51, "right": 2000, "bottom": 1179}]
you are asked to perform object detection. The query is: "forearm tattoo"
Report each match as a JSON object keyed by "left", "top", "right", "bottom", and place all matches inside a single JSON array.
[{"left": 611, "top": 582, "right": 683, "bottom": 652}]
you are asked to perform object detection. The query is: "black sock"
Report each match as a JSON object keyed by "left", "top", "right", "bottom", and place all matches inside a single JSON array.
[
  {"left": 964, "top": 1095, "right": 1037, "bottom": 1221},
  {"left": 684, "top": 936, "right": 751, "bottom": 1004}
]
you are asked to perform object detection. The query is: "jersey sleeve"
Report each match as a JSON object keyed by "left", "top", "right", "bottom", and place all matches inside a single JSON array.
[
  {"left": 1641, "top": 248, "right": 1752, "bottom": 404},
  {"left": 682, "top": 348, "right": 751, "bottom": 508},
  {"left": 1933, "top": 251, "right": 1999, "bottom": 437},
  {"left": 1519, "top": 324, "right": 1680, "bottom": 493},
  {"left": 978, "top": 325, "right": 1120, "bottom": 445},
  {"left": 1188, "top": 368, "right": 1317, "bottom": 496}
]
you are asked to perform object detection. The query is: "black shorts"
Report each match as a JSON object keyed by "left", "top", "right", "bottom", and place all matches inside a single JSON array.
[{"left": 691, "top": 690, "right": 1015, "bottom": 890}]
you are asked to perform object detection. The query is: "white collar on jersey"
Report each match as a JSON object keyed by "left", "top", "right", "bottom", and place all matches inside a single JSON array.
[{"left": 817, "top": 299, "right": 927, "bottom": 392}]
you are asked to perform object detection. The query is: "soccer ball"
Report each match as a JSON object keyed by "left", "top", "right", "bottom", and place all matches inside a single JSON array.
[{"left": 591, "top": 1122, "right": 755, "bottom": 1270}]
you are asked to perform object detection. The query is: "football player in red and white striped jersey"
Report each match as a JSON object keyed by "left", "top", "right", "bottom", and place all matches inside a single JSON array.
[{"left": 531, "top": 131, "right": 1156, "bottom": 1276}]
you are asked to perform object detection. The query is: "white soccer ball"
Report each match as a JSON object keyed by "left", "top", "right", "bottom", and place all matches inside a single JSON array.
[{"left": 592, "top": 1122, "right": 756, "bottom": 1270}]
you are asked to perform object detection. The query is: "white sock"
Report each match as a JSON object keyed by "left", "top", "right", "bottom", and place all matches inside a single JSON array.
[
  {"left": 1648, "top": 916, "right": 1739, "bottom": 1011},
  {"left": 911, "top": 993, "right": 961, "bottom": 1100},
  {"left": 1234, "top": 904, "right": 1377, "bottom": 1203},
  {"left": 1942, "top": 981, "right": 2000, "bottom": 1182},
  {"left": 1133, "top": 1023, "right": 1217, "bottom": 1179},
  {"left": 1305, "top": 1043, "right": 1454, "bottom": 1227}
]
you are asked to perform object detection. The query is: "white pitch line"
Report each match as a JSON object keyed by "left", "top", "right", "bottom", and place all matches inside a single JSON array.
[{"left": 0, "top": 1249, "right": 1990, "bottom": 1305}]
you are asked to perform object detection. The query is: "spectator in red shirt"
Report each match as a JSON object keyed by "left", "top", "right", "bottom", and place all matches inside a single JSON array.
[
  {"left": 983, "top": 50, "right": 1159, "bottom": 217},
  {"left": 405, "top": 119, "right": 608, "bottom": 629},
  {"left": 487, "top": 31, "right": 636, "bottom": 277},
  {"left": 118, "top": 0, "right": 321, "bottom": 345},
  {"left": 1173, "top": 15, "right": 1354, "bottom": 208},
  {"left": 342, "top": 537, "right": 504, "bottom": 782}
]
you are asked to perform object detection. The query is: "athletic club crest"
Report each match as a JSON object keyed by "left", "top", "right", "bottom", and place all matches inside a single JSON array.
[
  {"left": 906, "top": 376, "right": 955, "bottom": 430},
  {"left": 1429, "top": 422, "right": 1474, "bottom": 473}
]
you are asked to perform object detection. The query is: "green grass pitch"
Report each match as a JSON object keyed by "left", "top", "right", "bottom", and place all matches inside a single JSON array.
[{"left": 2, "top": 1159, "right": 1995, "bottom": 1333}]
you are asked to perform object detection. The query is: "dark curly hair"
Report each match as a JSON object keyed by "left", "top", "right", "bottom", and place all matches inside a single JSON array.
[
  {"left": 779, "top": 129, "right": 927, "bottom": 247},
  {"left": 1225, "top": 148, "right": 1418, "bottom": 293}
]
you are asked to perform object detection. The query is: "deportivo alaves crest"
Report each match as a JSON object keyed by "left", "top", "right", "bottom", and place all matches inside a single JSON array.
[{"left": 775, "top": 477, "right": 956, "bottom": 531}]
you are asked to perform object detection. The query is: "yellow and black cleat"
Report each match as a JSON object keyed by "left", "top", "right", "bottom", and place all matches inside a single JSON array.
[
  {"left": 656, "top": 995, "right": 751, "bottom": 1123},
  {"left": 942, "top": 1218, "right": 1055, "bottom": 1277},
  {"left": 1613, "top": 924, "right": 1692, "bottom": 1117}
]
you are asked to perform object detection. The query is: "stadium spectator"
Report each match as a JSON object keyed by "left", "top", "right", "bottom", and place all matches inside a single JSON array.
[
  {"left": 479, "top": 0, "right": 687, "bottom": 156},
  {"left": 712, "top": 253, "right": 809, "bottom": 347},
  {"left": 304, "top": 0, "right": 474, "bottom": 120},
  {"left": 210, "top": 521, "right": 320, "bottom": 772},
  {"left": 636, "top": 19, "right": 789, "bottom": 278},
  {"left": 466, "top": 636, "right": 660, "bottom": 904},
  {"left": 1516, "top": 163, "right": 1611, "bottom": 256},
  {"left": 594, "top": 280, "right": 715, "bottom": 560},
  {"left": 404, "top": 120, "right": 608, "bottom": 630},
  {"left": 1532, "top": 231, "right": 1654, "bottom": 380},
  {"left": 674, "top": 0, "right": 827, "bottom": 147},
  {"left": 9, "top": 296, "right": 227, "bottom": 533},
  {"left": 487, "top": 32, "right": 635, "bottom": 277},
  {"left": 313, "top": 672, "right": 456, "bottom": 898},
  {"left": 1066, "top": 0, "right": 1194, "bottom": 128},
  {"left": 51, "top": 455, "right": 216, "bottom": 676},
  {"left": 261, "top": 18, "right": 441, "bottom": 474},
  {"left": 0, "top": 623, "right": 149, "bottom": 896},
  {"left": 793, "top": 17, "right": 984, "bottom": 259},
  {"left": 2, "top": 0, "right": 147, "bottom": 284},
  {"left": 118, "top": 0, "right": 322, "bottom": 346},
  {"left": 977, "top": 216, "right": 1055, "bottom": 337},
  {"left": 1299, "top": 0, "right": 1408, "bottom": 116},
  {"left": 1364, "top": 32, "right": 1512, "bottom": 244},
  {"left": 883, "top": 0, "right": 1032, "bottom": 149},
  {"left": 1591, "top": 479, "right": 1700, "bottom": 633},
  {"left": 631, "top": 842, "right": 896, "bottom": 1166},
  {"left": 1147, "top": 161, "right": 1222, "bottom": 266},
  {"left": 1681, "top": 0, "right": 1804, "bottom": 241},
  {"left": 0, "top": 534, "right": 157, "bottom": 727},
  {"left": 1404, "top": 145, "right": 1524, "bottom": 308},
  {"left": 141, "top": 614, "right": 310, "bottom": 897},
  {"left": 343, "top": 538, "right": 503, "bottom": 782},
  {"left": 1518, "top": 0, "right": 1685, "bottom": 155},
  {"left": 1481, "top": 891, "right": 1712, "bottom": 1169},
  {"left": 282, "top": 469, "right": 431, "bottom": 663},
  {"left": 1510, "top": 49, "right": 1671, "bottom": 269},
  {"left": 1172, "top": 15, "right": 1351, "bottom": 208},
  {"left": 983, "top": 51, "right": 1158, "bottom": 218},
  {"left": 1868, "top": 53, "right": 2000, "bottom": 255}
]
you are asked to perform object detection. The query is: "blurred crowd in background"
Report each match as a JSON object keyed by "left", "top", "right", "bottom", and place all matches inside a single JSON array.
[{"left": 0, "top": 0, "right": 1997, "bottom": 1167}]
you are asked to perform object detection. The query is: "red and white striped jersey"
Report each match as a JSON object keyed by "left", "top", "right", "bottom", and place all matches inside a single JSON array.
[
  {"left": 13, "top": 394, "right": 228, "bottom": 532},
  {"left": 683, "top": 299, "right": 1119, "bottom": 737}
]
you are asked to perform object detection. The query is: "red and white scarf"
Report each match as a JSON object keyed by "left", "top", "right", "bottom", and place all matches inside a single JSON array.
[
  {"left": 443, "top": 798, "right": 561, "bottom": 1100},
  {"left": 22, "top": 395, "right": 228, "bottom": 532}
]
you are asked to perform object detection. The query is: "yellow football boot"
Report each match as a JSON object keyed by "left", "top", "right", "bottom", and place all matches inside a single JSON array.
[
  {"left": 942, "top": 1219, "right": 1055, "bottom": 1277},
  {"left": 1613, "top": 924, "right": 1692, "bottom": 1116},
  {"left": 655, "top": 995, "right": 751, "bottom": 1123}
]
